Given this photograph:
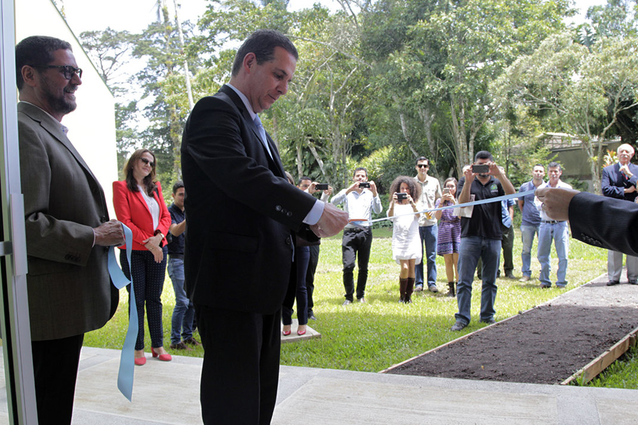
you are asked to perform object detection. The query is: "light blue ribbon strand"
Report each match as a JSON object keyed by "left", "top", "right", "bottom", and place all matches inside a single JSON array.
[
  {"left": 107, "top": 224, "right": 137, "bottom": 401},
  {"left": 363, "top": 190, "right": 534, "bottom": 225}
]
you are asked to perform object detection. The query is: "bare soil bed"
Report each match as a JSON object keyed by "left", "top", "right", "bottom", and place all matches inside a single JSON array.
[{"left": 385, "top": 275, "right": 638, "bottom": 384}]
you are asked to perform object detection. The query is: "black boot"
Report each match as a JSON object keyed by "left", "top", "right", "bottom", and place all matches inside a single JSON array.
[
  {"left": 447, "top": 282, "right": 456, "bottom": 297},
  {"left": 399, "top": 278, "right": 408, "bottom": 303},
  {"left": 405, "top": 277, "right": 415, "bottom": 303}
]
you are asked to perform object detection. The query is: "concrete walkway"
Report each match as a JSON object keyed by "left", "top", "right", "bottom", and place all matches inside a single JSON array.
[{"left": 1, "top": 344, "right": 637, "bottom": 424}]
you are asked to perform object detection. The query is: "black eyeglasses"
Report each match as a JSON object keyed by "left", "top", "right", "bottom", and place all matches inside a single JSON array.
[
  {"left": 32, "top": 65, "right": 83, "bottom": 80},
  {"left": 140, "top": 158, "right": 155, "bottom": 167},
  {"left": 417, "top": 164, "right": 429, "bottom": 168}
]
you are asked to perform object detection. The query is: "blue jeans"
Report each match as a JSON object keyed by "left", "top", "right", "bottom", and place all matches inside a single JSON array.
[
  {"left": 169, "top": 256, "right": 195, "bottom": 344},
  {"left": 520, "top": 224, "right": 539, "bottom": 278},
  {"left": 537, "top": 221, "right": 569, "bottom": 287},
  {"left": 415, "top": 225, "right": 438, "bottom": 287},
  {"left": 455, "top": 236, "right": 501, "bottom": 325}
]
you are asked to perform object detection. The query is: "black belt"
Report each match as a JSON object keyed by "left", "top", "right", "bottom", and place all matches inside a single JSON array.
[
  {"left": 345, "top": 227, "right": 371, "bottom": 233},
  {"left": 541, "top": 220, "right": 563, "bottom": 224}
]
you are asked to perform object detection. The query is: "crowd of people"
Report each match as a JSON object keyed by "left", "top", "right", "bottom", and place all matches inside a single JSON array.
[{"left": 15, "top": 30, "right": 638, "bottom": 425}]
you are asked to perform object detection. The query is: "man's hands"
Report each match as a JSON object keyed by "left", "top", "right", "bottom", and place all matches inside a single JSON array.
[
  {"left": 93, "top": 220, "right": 125, "bottom": 247},
  {"left": 310, "top": 203, "right": 348, "bottom": 238},
  {"left": 535, "top": 187, "right": 580, "bottom": 221}
]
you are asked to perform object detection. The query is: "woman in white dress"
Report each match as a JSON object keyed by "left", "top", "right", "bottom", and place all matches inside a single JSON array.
[{"left": 387, "top": 176, "right": 422, "bottom": 303}]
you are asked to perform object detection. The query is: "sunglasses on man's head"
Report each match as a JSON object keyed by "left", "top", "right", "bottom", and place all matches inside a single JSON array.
[{"left": 140, "top": 158, "right": 155, "bottom": 167}]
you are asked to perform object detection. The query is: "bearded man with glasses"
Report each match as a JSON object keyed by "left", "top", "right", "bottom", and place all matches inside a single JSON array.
[{"left": 16, "top": 35, "right": 124, "bottom": 424}]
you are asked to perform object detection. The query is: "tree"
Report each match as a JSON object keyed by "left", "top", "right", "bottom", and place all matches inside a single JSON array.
[
  {"left": 494, "top": 32, "right": 638, "bottom": 193},
  {"left": 360, "top": 0, "right": 571, "bottom": 177}
]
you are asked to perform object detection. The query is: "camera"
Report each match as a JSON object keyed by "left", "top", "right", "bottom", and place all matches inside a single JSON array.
[
  {"left": 315, "top": 183, "right": 329, "bottom": 190},
  {"left": 443, "top": 188, "right": 451, "bottom": 194},
  {"left": 359, "top": 182, "right": 370, "bottom": 188},
  {"left": 471, "top": 164, "right": 490, "bottom": 174},
  {"left": 397, "top": 193, "right": 408, "bottom": 201}
]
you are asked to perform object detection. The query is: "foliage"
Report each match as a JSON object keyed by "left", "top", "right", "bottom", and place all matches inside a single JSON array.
[
  {"left": 77, "top": 0, "right": 637, "bottom": 198},
  {"left": 587, "top": 345, "right": 638, "bottom": 389},
  {"left": 493, "top": 31, "right": 638, "bottom": 193}
]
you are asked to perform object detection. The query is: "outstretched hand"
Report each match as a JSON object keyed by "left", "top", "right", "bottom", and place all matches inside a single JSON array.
[
  {"left": 535, "top": 187, "right": 580, "bottom": 221},
  {"left": 310, "top": 203, "right": 349, "bottom": 238}
]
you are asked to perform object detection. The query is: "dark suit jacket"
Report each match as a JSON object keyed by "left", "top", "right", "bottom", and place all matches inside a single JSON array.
[
  {"left": 181, "top": 85, "right": 317, "bottom": 314},
  {"left": 570, "top": 192, "right": 638, "bottom": 256},
  {"left": 112, "top": 180, "right": 171, "bottom": 251},
  {"left": 602, "top": 162, "right": 638, "bottom": 201},
  {"left": 17, "top": 102, "right": 118, "bottom": 341}
]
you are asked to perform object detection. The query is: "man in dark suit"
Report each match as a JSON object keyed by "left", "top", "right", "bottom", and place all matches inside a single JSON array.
[
  {"left": 538, "top": 187, "right": 638, "bottom": 258},
  {"left": 601, "top": 144, "right": 638, "bottom": 285},
  {"left": 181, "top": 30, "right": 347, "bottom": 424},
  {"left": 16, "top": 36, "right": 124, "bottom": 424}
]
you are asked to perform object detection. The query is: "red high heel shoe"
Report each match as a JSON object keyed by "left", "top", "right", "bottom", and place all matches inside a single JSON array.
[
  {"left": 282, "top": 329, "right": 292, "bottom": 336},
  {"left": 151, "top": 347, "right": 172, "bottom": 362},
  {"left": 134, "top": 356, "right": 147, "bottom": 366}
]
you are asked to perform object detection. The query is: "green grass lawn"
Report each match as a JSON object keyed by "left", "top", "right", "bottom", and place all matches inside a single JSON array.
[{"left": 84, "top": 227, "right": 637, "bottom": 388}]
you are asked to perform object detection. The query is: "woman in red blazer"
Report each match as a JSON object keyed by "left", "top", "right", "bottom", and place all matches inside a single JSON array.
[{"left": 113, "top": 149, "right": 172, "bottom": 365}]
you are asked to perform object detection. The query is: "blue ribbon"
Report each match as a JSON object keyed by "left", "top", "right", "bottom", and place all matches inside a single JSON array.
[
  {"left": 107, "top": 224, "right": 137, "bottom": 401},
  {"left": 363, "top": 190, "right": 534, "bottom": 225}
]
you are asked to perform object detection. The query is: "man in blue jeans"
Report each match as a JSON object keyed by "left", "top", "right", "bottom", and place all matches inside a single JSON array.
[
  {"left": 535, "top": 162, "right": 572, "bottom": 289},
  {"left": 452, "top": 151, "right": 515, "bottom": 331},
  {"left": 168, "top": 181, "right": 200, "bottom": 350},
  {"left": 517, "top": 164, "right": 545, "bottom": 282},
  {"left": 414, "top": 157, "right": 442, "bottom": 292}
]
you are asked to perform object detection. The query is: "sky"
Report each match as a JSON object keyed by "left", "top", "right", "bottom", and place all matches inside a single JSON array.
[
  {"left": 60, "top": 0, "right": 341, "bottom": 34},
  {"left": 59, "top": 0, "right": 606, "bottom": 35}
]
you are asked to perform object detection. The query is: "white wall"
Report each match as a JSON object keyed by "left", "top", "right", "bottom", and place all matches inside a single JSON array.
[{"left": 15, "top": 0, "right": 119, "bottom": 218}]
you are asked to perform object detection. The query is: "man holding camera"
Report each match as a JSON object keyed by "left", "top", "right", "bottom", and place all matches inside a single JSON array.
[
  {"left": 331, "top": 167, "right": 382, "bottom": 304},
  {"left": 414, "top": 157, "right": 442, "bottom": 292},
  {"left": 451, "top": 151, "right": 515, "bottom": 331}
]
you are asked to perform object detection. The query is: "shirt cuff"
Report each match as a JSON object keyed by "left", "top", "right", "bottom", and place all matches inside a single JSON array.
[{"left": 303, "top": 200, "right": 324, "bottom": 225}]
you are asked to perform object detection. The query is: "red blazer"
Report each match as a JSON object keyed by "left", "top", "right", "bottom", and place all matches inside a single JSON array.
[{"left": 113, "top": 180, "right": 171, "bottom": 251}]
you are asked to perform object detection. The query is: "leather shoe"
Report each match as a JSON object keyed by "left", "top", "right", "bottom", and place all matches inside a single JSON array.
[
  {"left": 540, "top": 283, "right": 551, "bottom": 289},
  {"left": 451, "top": 320, "right": 467, "bottom": 331},
  {"left": 184, "top": 337, "right": 201, "bottom": 347},
  {"left": 606, "top": 280, "right": 620, "bottom": 286},
  {"left": 169, "top": 341, "right": 191, "bottom": 350},
  {"left": 628, "top": 280, "right": 638, "bottom": 285},
  {"left": 480, "top": 318, "right": 496, "bottom": 324},
  {"left": 505, "top": 272, "right": 516, "bottom": 279},
  {"left": 308, "top": 312, "right": 317, "bottom": 320}
]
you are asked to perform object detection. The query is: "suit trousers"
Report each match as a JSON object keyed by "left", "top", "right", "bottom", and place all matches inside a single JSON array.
[
  {"left": 195, "top": 304, "right": 281, "bottom": 425},
  {"left": 31, "top": 334, "right": 84, "bottom": 425},
  {"left": 607, "top": 250, "right": 638, "bottom": 282}
]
